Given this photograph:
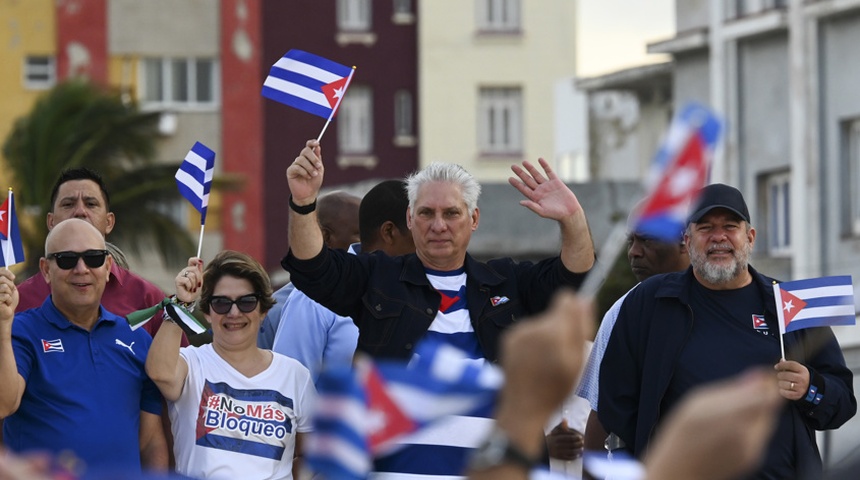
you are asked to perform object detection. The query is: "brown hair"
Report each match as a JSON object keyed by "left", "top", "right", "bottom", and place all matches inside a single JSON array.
[{"left": 199, "top": 250, "right": 275, "bottom": 315}]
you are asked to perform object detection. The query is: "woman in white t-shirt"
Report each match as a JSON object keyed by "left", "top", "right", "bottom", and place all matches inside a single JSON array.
[{"left": 146, "top": 250, "right": 316, "bottom": 480}]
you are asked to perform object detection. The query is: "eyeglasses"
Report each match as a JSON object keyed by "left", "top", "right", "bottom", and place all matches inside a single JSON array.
[
  {"left": 47, "top": 250, "right": 110, "bottom": 270},
  {"left": 209, "top": 294, "right": 260, "bottom": 314}
]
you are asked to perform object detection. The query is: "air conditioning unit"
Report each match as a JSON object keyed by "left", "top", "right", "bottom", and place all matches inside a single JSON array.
[{"left": 158, "top": 111, "right": 178, "bottom": 136}]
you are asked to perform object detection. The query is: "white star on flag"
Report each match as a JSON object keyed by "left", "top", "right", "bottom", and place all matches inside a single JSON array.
[
  {"left": 783, "top": 299, "right": 795, "bottom": 313},
  {"left": 667, "top": 166, "right": 699, "bottom": 198}
]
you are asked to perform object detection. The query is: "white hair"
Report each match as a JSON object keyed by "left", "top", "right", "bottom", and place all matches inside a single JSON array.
[{"left": 405, "top": 163, "right": 481, "bottom": 213}]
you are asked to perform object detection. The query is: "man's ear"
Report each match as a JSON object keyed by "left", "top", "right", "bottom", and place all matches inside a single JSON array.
[
  {"left": 406, "top": 208, "right": 412, "bottom": 230},
  {"left": 379, "top": 221, "right": 397, "bottom": 245},
  {"left": 39, "top": 257, "right": 51, "bottom": 284},
  {"left": 105, "top": 212, "right": 115, "bottom": 235},
  {"left": 46, "top": 213, "right": 55, "bottom": 231},
  {"left": 321, "top": 227, "right": 333, "bottom": 248}
]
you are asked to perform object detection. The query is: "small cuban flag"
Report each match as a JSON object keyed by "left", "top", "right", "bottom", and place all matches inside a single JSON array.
[
  {"left": 305, "top": 339, "right": 502, "bottom": 480},
  {"left": 632, "top": 102, "right": 722, "bottom": 241},
  {"left": 176, "top": 142, "right": 215, "bottom": 224},
  {"left": 262, "top": 49, "right": 355, "bottom": 120},
  {"left": 773, "top": 275, "right": 855, "bottom": 334},
  {"left": 0, "top": 189, "right": 25, "bottom": 267}
]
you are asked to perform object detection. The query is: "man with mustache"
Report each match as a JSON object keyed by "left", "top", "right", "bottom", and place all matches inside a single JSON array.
[{"left": 598, "top": 183, "right": 856, "bottom": 479}]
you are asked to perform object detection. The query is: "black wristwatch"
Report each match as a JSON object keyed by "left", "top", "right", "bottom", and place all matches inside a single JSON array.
[
  {"left": 289, "top": 195, "right": 317, "bottom": 215},
  {"left": 468, "top": 427, "right": 537, "bottom": 472}
]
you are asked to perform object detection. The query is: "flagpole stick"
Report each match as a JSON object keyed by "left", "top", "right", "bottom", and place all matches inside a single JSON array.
[
  {"left": 779, "top": 333, "right": 786, "bottom": 361},
  {"left": 196, "top": 224, "right": 205, "bottom": 259},
  {"left": 316, "top": 66, "right": 356, "bottom": 143},
  {"left": 4, "top": 189, "right": 12, "bottom": 266},
  {"left": 579, "top": 221, "right": 628, "bottom": 299}
]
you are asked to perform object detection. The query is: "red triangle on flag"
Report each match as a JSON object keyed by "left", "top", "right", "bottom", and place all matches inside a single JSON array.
[
  {"left": 640, "top": 134, "right": 708, "bottom": 218},
  {"left": 778, "top": 288, "right": 808, "bottom": 327},
  {"left": 320, "top": 76, "right": 349, "bottom": 111},
  {"left": 0, "top": 198, "right": 9, "bottom": 239},
  {"left": 362, "top": 363, "right": 417, "bottom": 453}
]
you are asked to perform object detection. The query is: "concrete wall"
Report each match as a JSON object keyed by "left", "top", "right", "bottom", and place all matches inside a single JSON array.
[
  {"left": 820, "top": 11, "right": 860, "bottom": 279},
  {"left": 673, "top": 51, "right": 710, "bottom": 106},
  {"left": 108, "top": 0, "right": 219, "bottom": 56},
  {"left": 676, "top": 0, "right": 710, "bottom": 32},
  {"left": 419, "top": 0, "right": 579, "bottom": 182}
]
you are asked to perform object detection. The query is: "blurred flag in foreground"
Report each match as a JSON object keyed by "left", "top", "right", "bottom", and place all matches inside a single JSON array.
[
  {"left": 0, "top": 190, "right": 24, "bottom": 267},
  {"left": 262, "top": 49, "right": 355, "bottom": 120},
  {"left": 176, "top": 141, "right": 215, "bottom": 224},
  {"left": 774, "top": 275, "right": 855, "bottom": 334},
  {"left": 632, "top": 102, "right": 722, "bottom": 241},
  {"left": 305, "top": 340, "right": 502, "bottom": 480}
]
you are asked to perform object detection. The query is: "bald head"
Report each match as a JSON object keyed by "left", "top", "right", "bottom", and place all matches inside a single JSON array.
[
  {"left": 317, "top": 191, "right": 361, "bottom": 250},
  {"left": 46, "top": 218, "right": 106, "bottom": 254}
]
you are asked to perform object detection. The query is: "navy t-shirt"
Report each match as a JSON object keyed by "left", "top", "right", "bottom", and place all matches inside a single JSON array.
[{"left": 662, "top": 280, "right": 795, "bottom": 479}]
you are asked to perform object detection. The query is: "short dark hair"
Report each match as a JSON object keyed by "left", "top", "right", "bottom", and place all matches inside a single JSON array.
[
  {"left": 199, "top": 250, "right": 275, "bottom": 315},
  {"left": 359, "top": 180, "right": 409, "bottom": 245},
  {"left": 49, "top": 167, "right": 111, "bottom": 211}
]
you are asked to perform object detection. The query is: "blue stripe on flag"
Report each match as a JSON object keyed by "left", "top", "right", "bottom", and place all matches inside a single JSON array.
[
  {"left": 785, "top": 315, "right": 856, "bottom": 330},
  {"left": 782, "top": 275, "right": 853, "bottom": 290},
  {"left": 803, "top": 295, "right": 854, "bottom": 309},
  {"left": 282, "top": 49, "right": 353, "bottom": 78},
  {"left": 265, "top": 67, "right": 328, "bottom": 92},
  {"left": 374, "top": 444, "right": 471, "bottom": 475},
  {"left": 261, "top": 86, "right": 333, "bottom": 119}
]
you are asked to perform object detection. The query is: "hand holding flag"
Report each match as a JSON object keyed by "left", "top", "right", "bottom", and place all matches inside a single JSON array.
[
  {"left": 773, "top": 275, "right": 855, "bottom": 358},
  {"left": 262, "top": 49, "right": 356, "bottom": 141},
  {"left": 176, "top": 142, "right": 215, "bottom": 258},
  {"left": 0, "top": 189, "right": 25, "bottom": 267}
]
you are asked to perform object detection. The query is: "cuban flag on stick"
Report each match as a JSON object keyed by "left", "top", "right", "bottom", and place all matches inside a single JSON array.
[
  {"left": 0, "top": 189, "right": 25, "bottom": 267},
  {"left": 262, "top": 49, "right": 356, "bottom": 142},
  {"left": 176, "top": 141, "right": 215, "bottom": 258},
  {"left": 305, "top": 340, "right": 502, "bottom": 480},
  {"left": 633, "top": 102, "right": 722, "bottom": 241},
  {"left": 579, "top": 103, "right": 723, "bottom": 297},
  {"left": 773, "top": 275, "right": 855, "bottom": 359}
]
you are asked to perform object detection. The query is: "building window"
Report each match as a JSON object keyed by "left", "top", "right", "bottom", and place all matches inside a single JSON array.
[
  {"left": 843, "top": 118, "right": 860, "bottom": 236},
  {"left": 393, "top": 0, "right": 412, "bottom": 15},
  {"left": 338, "top": 0, "right": 371, "bottom": 31},
  {"left": 394, "top": 90, "right": 413, "bottom": 138},
  {"left": 477, "top": 0, "right": 521, "bottom": 33},
  {"left": 24, "top": 56, "right": 56, "bottom": 90},
  {"left": 339, "top": 85, "right": 373, "bottom": 154},
  {"left": 478, "top": 87, "right": 522, "bottom": 155},
  {"left": 765, "top": 171, "right": 791, "bottom": 255},
  {"left": 140, "top": 58, "right": 218, "bottom": 109}
]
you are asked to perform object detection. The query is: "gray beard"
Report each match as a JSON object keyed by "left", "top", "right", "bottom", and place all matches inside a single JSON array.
[{"left": 690, "top": 242, "right": 752, "bottom": 285}]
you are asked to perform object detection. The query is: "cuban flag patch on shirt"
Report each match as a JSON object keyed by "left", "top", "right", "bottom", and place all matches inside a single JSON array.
[
  {"left": 196, "top": 380, "right": 294, "bottom": 460},
  {"left": 751, "top": 314, "right": 768, "bottom": 330},
  {"left": 490, "top": 296, "right": 509, "bottom": 307},
  {"left": 42, "top": 339, "right": 64, "bottom": 353}
]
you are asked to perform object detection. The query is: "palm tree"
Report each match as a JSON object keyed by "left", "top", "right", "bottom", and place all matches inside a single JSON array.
[{"left": 2, "top": 80, "right": 195, "bottom": 276}]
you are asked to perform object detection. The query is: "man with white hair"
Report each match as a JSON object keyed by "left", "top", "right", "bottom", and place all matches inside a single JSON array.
[{"left": 282, "top": 139, "right": 595, "bottom": 478}]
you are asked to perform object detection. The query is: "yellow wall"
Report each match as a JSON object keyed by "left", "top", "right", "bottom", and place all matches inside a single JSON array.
[{"left": 0, "top": 0, "right": 56, "bottom": 187}]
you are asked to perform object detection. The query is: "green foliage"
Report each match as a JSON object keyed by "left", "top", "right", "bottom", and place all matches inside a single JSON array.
[{"left": 2, "top": 80, "right": 194, "bottom": 276}]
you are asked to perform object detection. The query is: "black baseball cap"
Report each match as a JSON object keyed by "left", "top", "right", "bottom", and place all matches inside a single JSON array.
[{"left": 687, "top": 183, "right": 751, "bottom": 224}]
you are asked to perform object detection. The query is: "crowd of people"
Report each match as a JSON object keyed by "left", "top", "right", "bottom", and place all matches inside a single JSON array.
[{"left": 0, "top": 140, "right": 856, "bottom": 480}]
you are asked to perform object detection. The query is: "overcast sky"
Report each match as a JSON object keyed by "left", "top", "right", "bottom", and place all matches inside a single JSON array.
[{"left": 577, "top": 0, "right": 676, "bottom": 77}]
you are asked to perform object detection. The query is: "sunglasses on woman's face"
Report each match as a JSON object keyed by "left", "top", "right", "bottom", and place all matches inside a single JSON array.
[
  {"left": 209, "top": 294, "right": 260, "bottom": 314},
  {"left": 47, "top": 250, "right": 110, "bottom": 270}
]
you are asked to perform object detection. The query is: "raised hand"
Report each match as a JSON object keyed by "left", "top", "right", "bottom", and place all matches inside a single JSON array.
[
  {"left": 175, "top": 257, "right": 203, "bottom": 305},
  {"left": 287, "top": 139, "right": 325, "bottom": 205},
  {"left": 509, "top": 158, "right": 582, "bottom": 221},
  {"left": 0, "top": 269, "right": 18, "bottom": 326}
]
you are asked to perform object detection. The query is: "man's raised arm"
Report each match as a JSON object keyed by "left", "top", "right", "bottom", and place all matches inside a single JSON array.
[
  {"left": 0, "top": 269, "right": 24, "bottom": 418},
  {"left": 287, "top": 139, "right": 326, "bottom": 260},
  {"left": 509, "top": 158, "right": 594, "bottom": 273}
]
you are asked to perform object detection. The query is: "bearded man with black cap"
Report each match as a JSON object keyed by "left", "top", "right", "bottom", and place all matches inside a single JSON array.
[{"left": 598, "top": 183, "right": 856, "bottom": 479}]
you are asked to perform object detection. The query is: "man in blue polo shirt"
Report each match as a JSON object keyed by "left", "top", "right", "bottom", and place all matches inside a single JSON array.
[{"left": 0, "top": 218, "right": 165, "bottom": 473}]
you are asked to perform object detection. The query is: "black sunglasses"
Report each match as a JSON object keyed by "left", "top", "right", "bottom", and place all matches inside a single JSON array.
[
  {"left": 47, "top": 250, "right": 110, "bottom": 270},
  {"left": 210, "top": 294, "right": 261, "bottom": 314}
]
